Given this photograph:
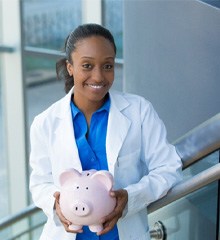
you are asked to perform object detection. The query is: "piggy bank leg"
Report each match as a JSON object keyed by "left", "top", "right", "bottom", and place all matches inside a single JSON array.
[
  {"left": 68, "top": 224, "right": 82, "bottom": 231},
  {"left": 89, "top": 224, "right": 103, "bottom": 233}
]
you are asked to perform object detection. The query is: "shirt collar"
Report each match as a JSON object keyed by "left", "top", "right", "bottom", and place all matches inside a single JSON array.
[{"left": 70, "top": 94, "right": 110, "bottom": 119}]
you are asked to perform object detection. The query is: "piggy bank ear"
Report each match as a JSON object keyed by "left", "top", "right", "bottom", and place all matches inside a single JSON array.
[
  {"left": 82, "top": 169, "right": 97, "bottom": 177},
  {"left": 91, "top": 171, "right": 114, "bottom": 191},
  {"left": 59, "top": 168, "right": 81, "bottom": 186}
]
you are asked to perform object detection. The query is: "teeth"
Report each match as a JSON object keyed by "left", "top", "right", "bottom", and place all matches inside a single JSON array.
[{"left": 87, "top": 84, "right": 103, "bottom": 89}]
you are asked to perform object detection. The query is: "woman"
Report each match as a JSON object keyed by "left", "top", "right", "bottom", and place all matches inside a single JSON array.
[{"left": 29, "top": 23, "right": 182, "bottom": 240}]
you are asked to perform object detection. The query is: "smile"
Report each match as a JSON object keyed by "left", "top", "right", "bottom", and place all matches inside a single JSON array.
[{"left": 86, "top": 84, "right": 105, "bottom": 89}]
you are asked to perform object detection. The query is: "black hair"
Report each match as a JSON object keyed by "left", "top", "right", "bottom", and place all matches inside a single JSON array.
[{"left": 56, "top": 23, "right": 117, "bottom": 93}]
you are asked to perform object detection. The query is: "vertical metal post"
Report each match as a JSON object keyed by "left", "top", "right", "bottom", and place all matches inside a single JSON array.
[{"left": 1, "top": 0, "right": 27, "bottom": 213}]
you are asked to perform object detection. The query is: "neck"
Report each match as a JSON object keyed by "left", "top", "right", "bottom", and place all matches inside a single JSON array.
[
  {"left": 72, "top": 95, "right": 106, "bottom": 116},
  {"left": 72, "top": 95, "right": 106, "bottom": 129}
]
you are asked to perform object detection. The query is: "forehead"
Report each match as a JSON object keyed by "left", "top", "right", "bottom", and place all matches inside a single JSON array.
[{"left": 73, "top": 36, "right": 115, "bottom": 57}]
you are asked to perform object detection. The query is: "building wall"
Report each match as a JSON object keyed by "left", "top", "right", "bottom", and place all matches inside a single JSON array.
[{"left": 123, "top": 0, "right": 220, "bottom": 141}]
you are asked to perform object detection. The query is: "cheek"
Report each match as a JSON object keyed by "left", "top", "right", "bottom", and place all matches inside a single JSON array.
[
  {"left": 73, "top": 71, "right": 88, "bottom": 83},
  {"left": 108, "top": 72, "right": 115, "bottom": 83}
]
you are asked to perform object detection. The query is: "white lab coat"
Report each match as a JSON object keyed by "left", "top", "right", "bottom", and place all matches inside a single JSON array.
[{"left": 29, "top": 88, "right": 182, "bottom": 240}]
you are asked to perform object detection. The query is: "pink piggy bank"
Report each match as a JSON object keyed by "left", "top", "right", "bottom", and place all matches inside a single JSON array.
[{"left": 59, "top": 169, "right": 116, "bottom": 233}]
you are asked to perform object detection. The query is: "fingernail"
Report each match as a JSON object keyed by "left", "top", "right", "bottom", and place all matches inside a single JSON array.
[{"left": 110, "top": 192, "right": 115, "bottom": 197}]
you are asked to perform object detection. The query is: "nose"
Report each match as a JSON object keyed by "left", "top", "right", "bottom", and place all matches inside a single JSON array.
[
  {"left": 72, "top": 202, "right": 90, "bottom": 216},
  {"left": 92, "top": 67, "right": 103, "bottom": 82}
]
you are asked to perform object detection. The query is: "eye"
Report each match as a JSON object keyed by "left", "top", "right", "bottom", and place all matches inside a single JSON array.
[
  {"left": 86, "top": 187, "right": 89, "bottom": 190},
  {"left": 82, "top": 63, "right": 92, "bottom": 69},
  {"left": 76, "top": 186, "right": 79, "bottom": 189},
  {"left": 103, "top": 64, "right": 114, "bottom": 70},
  {"left": 87, "top": 173, "right": 90, "bottom": 176}
]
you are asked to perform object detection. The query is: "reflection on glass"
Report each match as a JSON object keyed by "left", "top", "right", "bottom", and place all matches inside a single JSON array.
[
  {"left": 22, "top": 0, "right": 82, "bottom": 50},
  {"left": 102, "top": 0, "right": 123, "bottom": 58}
]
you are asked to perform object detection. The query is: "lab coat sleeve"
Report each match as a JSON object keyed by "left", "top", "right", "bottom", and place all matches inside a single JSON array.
[
  {"left": 124, "top": 101, "right": 182, "bottom": 217},
  {"left": 29, "top": 116, "right": 61, "bottom": 225}
]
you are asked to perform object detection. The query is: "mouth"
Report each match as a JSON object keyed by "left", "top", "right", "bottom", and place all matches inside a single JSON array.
[{"left": 85, "top": 84, "right": 105, "bottom": 89}]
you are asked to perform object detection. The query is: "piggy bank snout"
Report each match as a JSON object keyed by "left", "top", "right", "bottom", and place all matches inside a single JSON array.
[{"left": 72, "top": 202, "right": 91, "bottom": 216}]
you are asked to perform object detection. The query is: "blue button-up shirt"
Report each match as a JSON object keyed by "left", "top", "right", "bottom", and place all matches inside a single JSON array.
[{"left": 70, "top": 97, "right": 119, "bottom": 240}]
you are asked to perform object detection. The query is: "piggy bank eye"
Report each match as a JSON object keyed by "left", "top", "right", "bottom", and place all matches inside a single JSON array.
[
  {"left": 86, "top": 187, "right": 89, "bottom": 190},
  {"left": 76, "top": 186, "right": 79, "bottom": 189},
  {"left": 87, "top": 173, "right": 90, "bottom": 176}
]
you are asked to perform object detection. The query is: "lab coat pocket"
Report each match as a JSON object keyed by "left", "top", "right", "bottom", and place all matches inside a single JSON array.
[
  {"left": 114, "top": 149, "right": 142, "bottom": 188},
  {"left": 117, "top": 149, "right": 141, "bottom": 167}
]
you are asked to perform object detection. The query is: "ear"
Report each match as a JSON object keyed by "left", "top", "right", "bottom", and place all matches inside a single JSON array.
[
  {"left": 91, "top": 171, "right": 114, "bottom": 191},
  {"left": 82, "top": 169, "right": 97, "bottom": 177},
  {"left": 59, "top": 168, "right": 81, "bottom": 186},
  {"left": 66, "top": 60, "right": 74, "bottom": 76}
]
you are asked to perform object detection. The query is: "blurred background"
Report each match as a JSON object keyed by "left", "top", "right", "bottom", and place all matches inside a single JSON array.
[{"left": 0, "top": 0, "right": 219, "bottom": 239}]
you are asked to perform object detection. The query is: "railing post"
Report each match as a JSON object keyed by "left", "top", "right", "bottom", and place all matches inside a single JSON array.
[{"left": 150, "top": 221, "right": 166, "bottom": 240}]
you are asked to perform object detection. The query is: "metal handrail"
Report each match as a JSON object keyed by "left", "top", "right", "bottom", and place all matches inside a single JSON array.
[
  {"left": 0, "top": 204, "right": 39, "bottom": 231},
  {"left": 148, "top": 162, "right": 220, "bottom": 214},
  {"left": 147, "top": 113, "right": 220, "bottom": 213},
  {"left": 0, "top": 113, "right": 220, "bottom": 236},
  {"left": 5, "top": 222, "right": 44, "bottom": 240},
  {"left": 174, "top": 113, "right": 220, "bottom": 169}
]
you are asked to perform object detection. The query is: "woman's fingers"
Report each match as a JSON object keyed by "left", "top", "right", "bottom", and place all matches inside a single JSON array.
[
  {"left": 97, "top": 189, "right": 128, "bottom": 236},
  {"left": 53, "top": 191, "right": 82, "bottom": 233}
]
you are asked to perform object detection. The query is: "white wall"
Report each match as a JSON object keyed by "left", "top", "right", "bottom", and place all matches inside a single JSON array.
[{"left": 123, "top": 0, "right": 220, "bottom": 141}]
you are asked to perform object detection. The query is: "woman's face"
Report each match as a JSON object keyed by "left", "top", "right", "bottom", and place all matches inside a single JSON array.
[{"left": 67, "top": 36, "right": 115, "bottom": 107}]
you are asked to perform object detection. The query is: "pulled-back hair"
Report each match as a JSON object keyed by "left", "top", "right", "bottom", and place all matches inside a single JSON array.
[{"left": 56, "top": 23, "right": 117, "bottom": 93}]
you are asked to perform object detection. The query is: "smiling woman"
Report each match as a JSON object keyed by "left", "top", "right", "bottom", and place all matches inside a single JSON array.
[
  {"left": 29, "top": 23, "right": 182, "bottom": 240},
  {"left": 56, "top": 24, "right": 117, "bottom": 124},
  {"left": 66, "top": 36, "right": 115, "bottom": 114}
]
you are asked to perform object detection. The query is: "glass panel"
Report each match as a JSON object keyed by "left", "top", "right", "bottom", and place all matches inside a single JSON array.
[
  {"left": 102, "top": 0, "right": 124, "bottom": 91},
  {"left": 0, "top": 210, "right": 46, "bottom": 240},
  {"left": 22, "top": 0, "right": 82, "bottom": 50},
  {"left": 183, "top": 151, "right": 219, "bottom": 181},
  {"left": 149, "top": 151, "right": 219, "bottom": 240},
  {"left": 29, "top": 211, "right": 47, "bottom": 240},
  {"left": 25, "top": 56, "right": 66, "bottom": 209},
  {"left": 102, "top": 0, "right": 123, "bottom": 59},
  {"left": 150, "top": 182, "right": 218, "bottom": 240},
  {"left": 112, "top": 62, "right": 123, "bottom": 91},
  {"left": 22, "top": 0, "right": 82, "bottom": 146},
  {"left": 25, "top": 56, "right": 65, "bottom": 130}
]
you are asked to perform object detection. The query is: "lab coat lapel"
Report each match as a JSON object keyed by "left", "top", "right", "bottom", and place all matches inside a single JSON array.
[
  {"left": 106, "top": 91, "right": 131, "bottom": 175},
  {"left": 54, "top": 90, "right": 82, "bottom": 172}
]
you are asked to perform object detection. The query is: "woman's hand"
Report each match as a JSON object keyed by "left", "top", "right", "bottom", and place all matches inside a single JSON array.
[
  {"left": 97, "top": 189, "right": 128, "bottom": 236},
  {"left": 53, "top": 192, "right": 83, "bottom": 233}
]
